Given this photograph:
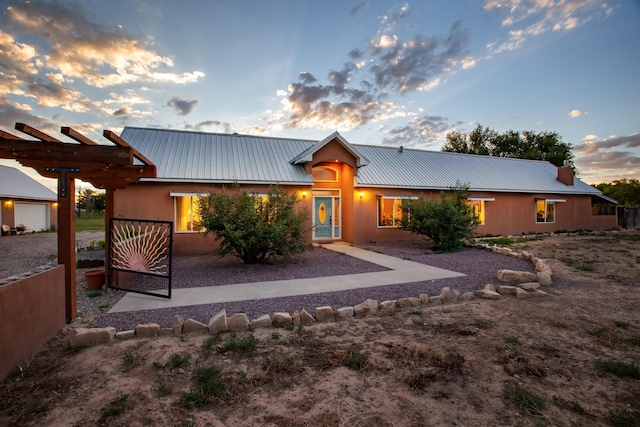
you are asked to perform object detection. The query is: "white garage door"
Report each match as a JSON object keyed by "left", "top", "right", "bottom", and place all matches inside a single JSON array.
[{"left": 15, "top": 202, "right": 49, "bottom": 232}]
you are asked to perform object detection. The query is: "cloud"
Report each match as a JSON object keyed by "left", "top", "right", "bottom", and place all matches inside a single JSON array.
[
  {"left": 484, "top": 0, "right": 615, "bottom": 54},
  {"left": 349, "top": 2, "right": 368, "bottom": 19},
  {"left": 274, "top": 4, "right": 472, "bottom": 133},
  {"left": 574, "top": 133, "right": 640, "bottom": 154},
  {"left": 573, "top": 132, "right": 640, "bottom": 183},
  {"left": 166, "top": 96, "right": 199, "bottom": 116},
  {"left": 26, "top": 80, "right": 94, "bottom": 112},
  {"left": 380, "top": 115, "right": 458, "bottom": 147},
  {"left": 568, "top": 109, "right": 587, "bottom": 117},
  {"left": 3, "top": 1, "right": 205, "bottom": 89}
]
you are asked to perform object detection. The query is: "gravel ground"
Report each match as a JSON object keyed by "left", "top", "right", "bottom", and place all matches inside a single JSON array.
[{"left": 0, "top": 232, "right": 535, "bottom": 331}]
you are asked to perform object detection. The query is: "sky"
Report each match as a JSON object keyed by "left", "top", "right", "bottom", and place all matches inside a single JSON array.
[{"left": 1, "top": 0, "right": 639, "bottom": 192}]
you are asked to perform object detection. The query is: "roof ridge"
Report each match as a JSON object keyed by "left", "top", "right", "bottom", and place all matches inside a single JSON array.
[{"left": 122, "top": 126, "right": 319, "bottom": 143}]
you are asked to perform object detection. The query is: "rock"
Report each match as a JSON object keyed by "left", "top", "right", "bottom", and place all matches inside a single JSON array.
[
  {"left": 272, "top": 312, "right": 293, "bottom": 327},
  {"left": 300, "top": 309, "right": 315, "bottom": 326},
  {"left": 419, "top": 294, "right": 430, "bottom": 304},
  {"left": 496, "top": 285, "right": 517, "bottom": 294},
  {"left": 173, "top": 315, "right": 184, "bottom": 334},
  {"left": 251, "top": 314, "right": 272, "bottom": 329},
  {"left": 497, "top": 247, "right": 513, "bottom": 256},
  {"left": 484, "top": 284, "right": 496, "bottom": 292},
  {"left": 535, "top": 260, "right": 552, "bottom": 274},
  {"left": 354, "top": 299, "right": 378, "bottom": 316},
  {"left": 460, "top": 292, "right": 474, "bottom": 301},
  {"left": 379, "top": 300, "right": 397, "bottom": 310},
  {"left": 531, "top": 289, "right": 548, "bottom": 297},
  {"left": 335, "top": 307, "right": 354, "bottom": 319},
  {"left": 396, "top": 298, "right": 414, "bottom": 308},
  {"left": 291, "top": 310, "right": 301, "bottom": 326},
  {"left": 440, "top": 287, "right": 460, "bottom": 302},
  {"left": 536, "top": 272, "right": 552, "bottom": 286},
  {"left": 135, "top": 323, "right": 160, "bottom": 337},
  {"left": 518, "top": 282, "right": 540, "bottom": 290},
  {"left": 183, "top": 318, "right": 208, "bottom": 334},
  {"left": 115, "top": 330, "right": 135, "bottom": 340},
  {"left": 477, "top": 290, "right": 500, "bottom": 299},
  {"left": 521, "top": 251, "right": 534, "bottom": 260},
  {"left": 429, "top": 296, "right": 443, "bottom": 305},
  {"left": 69, "top": 327, "right": 116, "bottom": 348},
  {"left": 227, "top": 314, "right": 250, "bottom": 332},
  {"left": 208, "top": 309, "right": 228, "bottom": 334},
  {"left": 515, "top": 287, "right": 531, "bottom": 299},
  {"left": 497, "top": 269, "right": 537, "bottom": 284},
  {"left": 160, "top": 328, "right": 173, "bottom": 336},
  {"left": 315, "top": 306, "right": 334, "bottom": 322}
]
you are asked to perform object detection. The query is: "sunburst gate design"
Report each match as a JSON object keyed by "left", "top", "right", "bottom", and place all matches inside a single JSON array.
[{"left": 111, "top": 222, "right": 170, "bottom": 274}]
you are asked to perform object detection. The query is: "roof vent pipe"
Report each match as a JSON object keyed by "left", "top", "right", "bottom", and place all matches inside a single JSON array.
[{"left": 399, "top": 146, "right": 403, "bottom": 153}]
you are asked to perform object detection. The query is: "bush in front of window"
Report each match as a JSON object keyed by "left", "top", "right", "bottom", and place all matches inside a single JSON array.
[
  {"left": 197, "top": 184, "right": 311, "bottom": 264},
  {"left": 401, "top": 185, "right": 477, "bottom": 252}
]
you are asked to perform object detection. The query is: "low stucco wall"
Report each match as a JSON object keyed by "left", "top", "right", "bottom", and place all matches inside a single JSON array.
[{"left": 0, "top": 265, "right": 65, "bottom": 380}]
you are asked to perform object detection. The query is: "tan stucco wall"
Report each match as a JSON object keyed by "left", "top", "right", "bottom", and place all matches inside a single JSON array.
[
  {"left": 115, "top": 182, "right": 313, "bottom": 254},
  {"left": 0, "top": 265, "right": 65, "bottom": 380}
]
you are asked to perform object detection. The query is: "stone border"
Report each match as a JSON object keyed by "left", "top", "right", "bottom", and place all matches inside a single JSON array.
[{"left": 68, "top": 242, "right": 554, "bottom": 348}]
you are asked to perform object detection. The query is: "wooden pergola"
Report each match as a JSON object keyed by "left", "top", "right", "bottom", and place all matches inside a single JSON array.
[{"left": 0, "top": 123, "right": 156, "bottom": 322}]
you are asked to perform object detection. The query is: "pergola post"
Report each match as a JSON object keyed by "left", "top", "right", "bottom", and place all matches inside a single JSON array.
[
  {"left": 58, "top": 174, "right": 77, "bottom": 322},
  {"left": 104, "top": 188, "right": 116, "bottom": 287}
]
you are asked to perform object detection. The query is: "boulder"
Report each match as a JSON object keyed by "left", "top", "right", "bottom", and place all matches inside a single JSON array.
[
  {"left": 227, "top": 314, "right": 250, "bottom": 332},
  {"left": 69, "top": 327, "right": 116, "bottom": 348},
  {"left": 477, "top": 290, "right": 500, "bottom": 299},
  {"left": 419, "top": 294, "right": 430, "bottom": 305},
  {"left": 208, "top": 309, "right": 228, "bottom": 334},
  {"left": 484, "top": 284, "right": 496, "bottom": 292},
  {"left": 518, "top": 282, "right": 540, "bottom": 290},
  {"left": 173, "top": 315, "right": 184, "bottom": 334},
  {"left": 440, "top": 287, "right": 460, "bottom": 302},
  {"left": 335, "top": 307, "right": 354, "bottom": 319},
  {"left": 354, "top": 299, "right": 378, "bottom": 316},
  {"left": 251, "top": 314, "right": 272, "bottom": 329},
  {"left": 183, "top": 318, "right": 208, "bottom": 334},
  {"left": 396, "top": 298, "right": 415, "bottom": 308},
  {"left": 536, "top": 272, "right": 553, "bottom": 286},
  {"left": 531, "top": 289, "right": 548, "bottom": 297},
  {"left": 115, "top": 330, "right": 135, "bottom": 340},
  {"left": 460, "top": 292, "right": 475, "bottom": 301},
  {"left": 272, "top": 312, "right": 293, "bottom": 327},
  {"left": 497, "top": 269, "right": 537, "bottom": 284},
  {"left": 496, "top": 285, "right": 517, "bottom": 294},
  {"left": 429, "top": 296, "right": 443, "bottom": 305},
  {"left": 135, "top": 323, "right": 160, "bottom": 337},
  {"left": 299, "top": 309, "right": 315, "bottom": 326},
  {"left": 315, "top": 306, "right": 334, "bottom": 322},
  {"left": 515, "top": 287, "right": 531, "bottom": 299},
  {"left": 291, "top": 310, "right": 301, "bottom": 326},
  {"left": 379, "top": 300, "right": 397, "bottom": 311},
  {"left": 535, "top": 260, "right": 553, "bottom": 275}
]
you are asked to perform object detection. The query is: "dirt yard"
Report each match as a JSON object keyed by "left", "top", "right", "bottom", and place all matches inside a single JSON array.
[{"left": 1, "top": 231, "right": 639, "bottom": 426}]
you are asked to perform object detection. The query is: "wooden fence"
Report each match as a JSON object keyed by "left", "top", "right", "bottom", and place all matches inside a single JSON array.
[{"left": 617, "top": 207, "right": 640, "bottom": 229}]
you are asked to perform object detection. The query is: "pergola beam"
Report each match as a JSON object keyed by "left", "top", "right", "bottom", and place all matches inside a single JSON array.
[
  {"left": 61, "top": 127, "right": 98, "bottom": 145},
  {"left": 0, "top": 140, "right": 133, "bottom": 165},
  {"left": 15, "top": 122, "right": 63, "bottom": 143}
]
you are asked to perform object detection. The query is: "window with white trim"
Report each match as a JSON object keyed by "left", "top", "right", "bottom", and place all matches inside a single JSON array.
[
  {"left": 377, "top": 196, "right": 414, "bottom": 227},
  {"left": 536, "top": 199, "right": 556, "bottom": 223},
  {"left": 174, "top": 194, "right": 203, "bottom": 232}
]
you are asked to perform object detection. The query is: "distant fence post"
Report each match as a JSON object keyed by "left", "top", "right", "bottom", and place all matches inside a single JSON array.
[{"left": 617, "top": 207, "right": 640, "bottom": 229}]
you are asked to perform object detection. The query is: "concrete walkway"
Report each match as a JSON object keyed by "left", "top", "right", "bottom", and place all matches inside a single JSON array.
[{"left": 108, "top": 243, "right": 465, "bottom": 313}]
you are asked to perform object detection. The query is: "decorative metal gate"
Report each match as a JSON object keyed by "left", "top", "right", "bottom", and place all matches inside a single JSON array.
[{"left": 108, "top": 218, "right": 173, "bottom": 299}]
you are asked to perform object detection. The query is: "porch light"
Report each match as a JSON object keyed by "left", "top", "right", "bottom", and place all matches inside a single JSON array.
[
  {"left": 53, "top": 202, "right": 58, "bottom": 208},
  {"left": 359, "top": 191, "right": 364, "bottom": 199},
  {"left": 5, "top": 200, "right": 12, "bottom": 206},
  {"left": 302, "top": 191, "right": 307, "bottom": 199}
]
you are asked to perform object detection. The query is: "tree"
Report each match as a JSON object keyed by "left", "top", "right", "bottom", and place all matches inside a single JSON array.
[
  {"left": 443, "top": 124, "right": 575, "bottom": 168},
  {"left": 595, "top": 179, "right": 640, "bottom": 206},
  {"left": 197, "top": 184, "right": 311, "bottom": 264},
  {"left": 401, "top": 185, "right": 477, "bottom": 252}
]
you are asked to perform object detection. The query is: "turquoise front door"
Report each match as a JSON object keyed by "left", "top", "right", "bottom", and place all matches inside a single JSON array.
[{"left": 314, "top": 197, "right": 332, "bottom": 239}]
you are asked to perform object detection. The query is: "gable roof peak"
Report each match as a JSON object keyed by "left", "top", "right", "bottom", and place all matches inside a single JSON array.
[{"left": 290, "top": 131, "right": 369, "bottom": 167}]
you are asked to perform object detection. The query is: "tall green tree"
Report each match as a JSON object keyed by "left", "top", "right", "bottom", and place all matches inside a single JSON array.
[
  {"left": 401, "top": 185, "right": 477, "bottom": 252},
  {"left": 595, "top": 179, "right": 640, "bottom": 206},
  {"left": 442, "top": 124, "right": 575, "bottom": 168},
  {"left": 197, "top": 184, "right": 311, "bottom": 264}
]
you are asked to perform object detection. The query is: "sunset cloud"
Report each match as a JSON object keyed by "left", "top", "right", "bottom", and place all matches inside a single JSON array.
[
  {"left": 568, "top": 109, "right": 586, "bottom": 117},
  {"left": 574, "top": 132, "right": 640, "bottom": 183},
  {"left": 166, "top": 96, "right": 199, "bottom": 116}
]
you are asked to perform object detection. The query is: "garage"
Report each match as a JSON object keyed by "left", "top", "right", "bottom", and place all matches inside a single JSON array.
[{"left": 15, "top": 202, "right": 49, "bottom": 232}]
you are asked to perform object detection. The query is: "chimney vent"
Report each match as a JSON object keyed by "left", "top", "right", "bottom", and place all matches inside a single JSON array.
[{"left": 398, "top": 146, "right": 403, "bottom": 153}]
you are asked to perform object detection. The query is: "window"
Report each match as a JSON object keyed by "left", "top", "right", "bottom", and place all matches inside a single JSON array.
[
  {"left": 174, "top": 195, "right": 203, "bottom": 232},
  {"left": 536, "top": 199, "right": 555, "bottom": 223},
  {"left": 471, "top": 200, "right": 485, "bottom": 225},
  {"left": 377, "top": 196, "right": 413, "bottom": 227},
  {"left": 312, "top": 166, "right": 338, "bottom": 182}
]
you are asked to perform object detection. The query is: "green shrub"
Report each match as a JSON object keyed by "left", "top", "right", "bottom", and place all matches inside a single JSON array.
[
  {"left": 223, "top": 334, "right": 259, "bottom": 354},
  {"left": 344, "top": 349, "right": 368, "bottom": 370},
  {"left": 401, "top": 184, "right": 476, "bottom": 252},
  {"left": 180, "top": 366, "right": 228, "bottom": 408},
  {"left": 198, "top": 184, "right": 310, "bottom": 264},
  {"left": 99, "top": 393, "right": 129, "bottom": 422},
  {"left": 595, "top": 360, "right": 640, "bottom": 379},
  {"left": 507, "top": 383, "right": 546, "bottom": 414}
]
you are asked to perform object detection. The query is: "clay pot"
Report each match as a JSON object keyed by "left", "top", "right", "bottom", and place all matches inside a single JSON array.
[{"left": 83, "top": 269, "right": 105, "bottom": 290}]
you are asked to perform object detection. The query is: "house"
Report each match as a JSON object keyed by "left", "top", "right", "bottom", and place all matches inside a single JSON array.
[
  {"left": 114, "top": 127, "right": 617, "bottom": 254},
  {"left": 0, "top": 165, "right": 58, "bottom": 234}
]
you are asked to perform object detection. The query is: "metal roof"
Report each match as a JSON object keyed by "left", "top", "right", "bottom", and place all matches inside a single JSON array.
[
  {"left": 0, "top": 165, "right": 57, "bottom": 201},
  {"left": 354, "top": 145, "right": 602, "bottom": 195},
  {"left": 121, "top": 127, "right": 315, "bottom": 185},
  {"left": 120, "top": 127, "right": 602, "bottom": 197}
]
